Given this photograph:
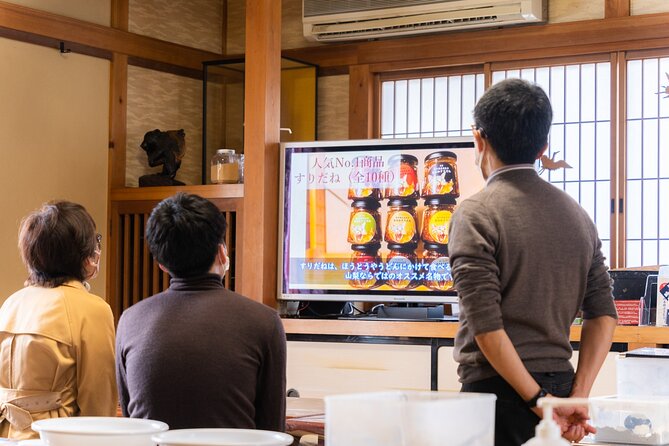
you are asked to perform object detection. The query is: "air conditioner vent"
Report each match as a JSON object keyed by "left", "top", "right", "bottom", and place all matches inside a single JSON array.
[{"left": 303, "top": 0, "right": 547, "bottom": 42}]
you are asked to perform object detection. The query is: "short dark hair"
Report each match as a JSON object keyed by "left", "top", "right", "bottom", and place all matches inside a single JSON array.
[
  {"left": 19, "top": 201, "right": 98, "bottom": 288},
  {"left": 146, "top": 193, "right": 226, "bottom": 278},
  {"left": 474, "top": 78, "right": 553, "bottom": 164}
]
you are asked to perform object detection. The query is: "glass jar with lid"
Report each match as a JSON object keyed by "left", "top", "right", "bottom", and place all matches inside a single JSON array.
[
  {"left": 385, "top": 199, "right": 418, "bottom": 245},
  {"left": 422, "top": 244, "right": 453, "bottom": 291},
  {"left": 422, "top": 151, "right": 459, "bottom": 198},
  {"left": 385, "top": 243, "right": 419, "bottom": 290},
  {"left": 210, "top": 149, "right": 240, "bottom": 184},
  {"left": 347, "top": 200, "right": 382, "bottom": 245},
  {"left": 384, "top": 154, "right": 419, "bottom": 199},
  {"left": 420, "top": 197, "right": 456, "bottom": 245},
  {"left": 349, "top": 243, "right": 383, "bottom": 289}
]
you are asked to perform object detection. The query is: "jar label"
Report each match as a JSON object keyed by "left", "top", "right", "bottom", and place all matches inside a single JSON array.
[
  {"left": 426, "top": 257, "right": 453, "bottom": 291},
  {"left": 386, "top": 256, "right": 413, "bottom": 289},
  {"left": 348, "top": 212, "right": 377, "bottom": 244},
  {"left": 427, "top": 210, "right": 452, "bottom": 244},
  {"left": 425, "top": 163, "right": 455, "bottom": 195},
  {"left": 386, "top": 211, "right": 416, "bottom": 244}
]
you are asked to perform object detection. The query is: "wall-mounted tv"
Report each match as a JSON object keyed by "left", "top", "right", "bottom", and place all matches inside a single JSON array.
[{"left": 278, "top": 137, "right": 485, "bottom": 304}]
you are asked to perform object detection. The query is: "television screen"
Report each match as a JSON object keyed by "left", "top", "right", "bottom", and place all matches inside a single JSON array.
[{"left": 279, "top": 137, "right": 485, "bottom": 303}]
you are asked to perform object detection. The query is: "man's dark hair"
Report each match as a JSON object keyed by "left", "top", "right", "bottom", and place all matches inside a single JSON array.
[
  {"left": 19, "top": 201, "right": 98, "bottom": 287},
  {"left": 146, "top": 192, "right": 226, "bottom": 278},
  {"left": 474, "top": 78, "right": 553, "bottom": 164}
]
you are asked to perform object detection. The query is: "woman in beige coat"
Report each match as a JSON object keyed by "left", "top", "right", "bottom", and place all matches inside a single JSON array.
[{"left": 0, "top": 201, "right": 117, "bottom": 440}]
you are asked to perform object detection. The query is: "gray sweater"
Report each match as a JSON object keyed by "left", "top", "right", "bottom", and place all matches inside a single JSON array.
[
  {"left": 449, "top": 167, "right": 617, "bottom": 383},
  {"left": 116, "top": 274, "right": 286, "bottom": 431}
]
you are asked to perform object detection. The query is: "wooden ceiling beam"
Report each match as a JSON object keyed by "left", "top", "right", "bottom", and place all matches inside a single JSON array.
[
  {"left": 283, "top": 12, "right": 669, "bottom": 72},
  {"left": 0, "top": 1, "right": 222, "bottom": 70}
]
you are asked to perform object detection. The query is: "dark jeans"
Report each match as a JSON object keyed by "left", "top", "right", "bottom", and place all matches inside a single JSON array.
[{"left": 461, "top": 371, "right": 574, "bottom": 446}]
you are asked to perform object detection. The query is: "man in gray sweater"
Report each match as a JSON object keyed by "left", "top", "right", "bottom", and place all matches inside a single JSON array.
[
  {"left": 449, "top": 78, "right": 617, "bottom": 446},
  {"left": 116, "top": 193, "right": 286, "bottom": 431}
]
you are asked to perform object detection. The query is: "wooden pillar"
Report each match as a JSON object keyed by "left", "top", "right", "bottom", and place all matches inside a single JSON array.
[
  {"left": 240, "top": 0, "right": 281, "bottom": 305},
  {"left": 349, "top": 64, "right": 375, "bottom": 139},
  {"left": 605, "top": 0, "right": 630, "bottom": 18},
  {"left": 107, "top": 0, "right": 128, "bottom": 303}
]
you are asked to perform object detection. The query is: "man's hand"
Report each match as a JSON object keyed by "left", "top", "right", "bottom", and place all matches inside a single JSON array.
[{"left": 554, "top": 405, "right": 596, "bottom": 442}]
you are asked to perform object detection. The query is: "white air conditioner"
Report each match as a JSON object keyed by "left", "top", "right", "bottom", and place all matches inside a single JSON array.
[{"left": 303, "top": 0, "right": 547, "bottom": 42}]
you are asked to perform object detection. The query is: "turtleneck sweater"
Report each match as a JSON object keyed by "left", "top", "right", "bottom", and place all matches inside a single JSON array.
[{"left": 116, "top": 273, "right": 286, "bottom": 431}]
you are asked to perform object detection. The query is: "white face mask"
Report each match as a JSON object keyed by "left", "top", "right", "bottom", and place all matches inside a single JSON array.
[
  {"left": 222, "top": 253, "right": 230, "bottom": 276},
  {"left": 88, "top": 250, "right": 101, "bottom": 280}
]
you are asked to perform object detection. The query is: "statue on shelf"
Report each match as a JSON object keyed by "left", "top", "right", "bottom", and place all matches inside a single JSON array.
[{"left": 138, "top": 129, "right": 186, "bottom": 187}]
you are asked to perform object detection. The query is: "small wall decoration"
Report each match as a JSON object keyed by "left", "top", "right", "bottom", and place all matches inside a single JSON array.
[
  {"left": 139, "top": 129, "right": 186, "bottom": 187},
  {"left": 539, "top": 151, "right": 572, "bottom": 174}
]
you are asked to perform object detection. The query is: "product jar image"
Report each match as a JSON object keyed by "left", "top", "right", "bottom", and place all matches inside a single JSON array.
[
  {"left": 422, "top": 243, "right": 453, "bottom": 291},
  {"left": 422, "top": 151, "right": 459, "bottom": 198},
  {"left": 348, "top": 243, "right": 383, "bottom": 289},
  {"left": 347, "top": 200, "right": 382, "bottom": 245},
  {"left": 385, "top": 243, "right": 419, "bottom": 290},
  {"left": 385, "top": 154, "right": 419, "bottom": 199},
  {"left": 421, "top": 197, "right": 456, "bottom": 245},
  {"left": 385, "top": 199, "right": 418, "bottom": 245}
]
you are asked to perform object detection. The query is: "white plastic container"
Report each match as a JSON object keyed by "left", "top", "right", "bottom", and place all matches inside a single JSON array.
[
  {"left": 591, "top": 396, "right": 669, "bottom": 445},
  {"left": 325, "top": 390, "right": 496, "bottom": 446},
  {"left": 31, "top": 417, "right": 168, "bottom": 446},
  {"left": 152, "top": 428, "right": 294, "bottom": 446},
  {"left": 617, "top": 349, "right": 669, "bottom": 397}
]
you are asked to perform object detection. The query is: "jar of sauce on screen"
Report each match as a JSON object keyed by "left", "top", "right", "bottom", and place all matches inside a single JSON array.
[
  {"left": 422, "top": 151, "right": 459, "bottom": 198},
  {"left": 385, "top": 199, "right": 419, "bottom": 245},
  {"left": 349, "top": 244, "right": 382, "bottom": 289},
  {"left": 385, "top": 154, "right": 419, "bottom": 199},
  {"left": 422, "top": 244, "right": 453, "bottom": 291},
  {"left": 347, "top": 200, "right": 382, "bottom": 245},
  {"left": 385, "top": 243, "right": 419, "bottom": 290},
  {"left": 421, "top": 197, "right": 456, "bottom": 245}
]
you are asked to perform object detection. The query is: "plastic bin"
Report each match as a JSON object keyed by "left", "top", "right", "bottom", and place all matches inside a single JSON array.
[
  {"left": 617, "top": 349, "right": 669, "bottom": 397},
  {"left": 325, "top": 390, "right": 496, "bottom": 446},
  {"left": 591, "top": 396, "right": 669, "bottom": 445}
]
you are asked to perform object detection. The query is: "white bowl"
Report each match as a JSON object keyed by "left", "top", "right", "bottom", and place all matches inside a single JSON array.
[
  {"left": 17, "top": 441, "right": 44, "bottom": 446},
  {"left": 32, "top": 417, "right": 168, "bottom": 446},
  {"left": 152, "top": 428, "right": 294, "bottom": 446}
]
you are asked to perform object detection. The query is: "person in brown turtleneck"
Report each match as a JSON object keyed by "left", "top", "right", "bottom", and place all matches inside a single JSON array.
[{"left": 115, "top": 192, "right": 286, "bottom": 431}]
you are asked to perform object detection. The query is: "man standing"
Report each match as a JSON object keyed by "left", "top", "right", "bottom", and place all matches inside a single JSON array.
[
  {"left": 116, "top": 192, "right": 286, "bottom": 431},
  {"left": 449, "top": 78, "right": 617, "bottom": 446}
]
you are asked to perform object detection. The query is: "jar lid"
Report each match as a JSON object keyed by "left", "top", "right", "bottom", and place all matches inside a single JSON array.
[
  {"left": 216, "top": 148, "right": 236, "bottom": 154},
  {"left": 424, "top": 151, "right": 457, "bottom": 162},
  {"left": 351, "top": 199, "right": 381, "bottom": 210},
  {"left": 424, "top": 243, "right": 449, "bottom": 253},
  {"left": 424, "top": 197, "right": 457, "bottom": 206},
  {"left": 387, "top": 243, "right": 418, "bottom": 251},
  {"left": 387, "top": 198, "right": 418, "bottom": 207},
  {"left": 388, "top": 154, "right": 418, "bottom": 164},
  {"left": 351, "top": 243, "right": 381, "bottom": 251}
]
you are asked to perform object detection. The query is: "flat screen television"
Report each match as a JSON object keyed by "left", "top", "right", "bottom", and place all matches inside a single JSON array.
[{"left": 278, "top": 137, "right": 485, "bottom": 304}]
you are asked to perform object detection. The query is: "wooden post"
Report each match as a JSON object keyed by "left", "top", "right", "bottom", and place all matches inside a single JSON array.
[
  {"left": 349, "top": 64, "right": 374, "bottom": 139},
  {"left": 605, "top": 0, "right": 630, "bottom": 18},
  {"left": 240, "top": 0, "right": 281, "bottom": 305},
  {"left": 107, "top": 0, "right": 129, "bottom": 304}
]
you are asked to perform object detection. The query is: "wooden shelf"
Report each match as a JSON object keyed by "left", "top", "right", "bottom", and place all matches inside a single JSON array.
[
  {"left": 110, "top": 184, "right": 244, "bottom": 201},
  {"left": 282, "top": 319, "right": 669, "bottom": 346}
]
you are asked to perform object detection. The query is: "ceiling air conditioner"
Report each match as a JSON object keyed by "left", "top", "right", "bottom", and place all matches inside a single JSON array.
[{"left": 303, "top": 0, "right": 547, "bottom": 42}]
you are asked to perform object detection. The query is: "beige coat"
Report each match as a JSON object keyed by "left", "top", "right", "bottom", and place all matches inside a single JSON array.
[{"left": 0, "top": 281, "right": 117, "bottom": 439}]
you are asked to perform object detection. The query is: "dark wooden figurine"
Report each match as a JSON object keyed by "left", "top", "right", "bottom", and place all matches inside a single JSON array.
[{"left": 139, "top": 129, "right": 186, "bottom": 187}]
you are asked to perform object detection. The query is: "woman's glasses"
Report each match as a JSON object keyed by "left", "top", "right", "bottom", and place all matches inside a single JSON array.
[{"left": 95, "top": 233, "right": 102, "bottom": 251}]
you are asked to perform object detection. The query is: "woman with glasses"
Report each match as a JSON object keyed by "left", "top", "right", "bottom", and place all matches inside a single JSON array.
[{"left": 0, "top": 201, "right": 116, "bottom": 440}]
